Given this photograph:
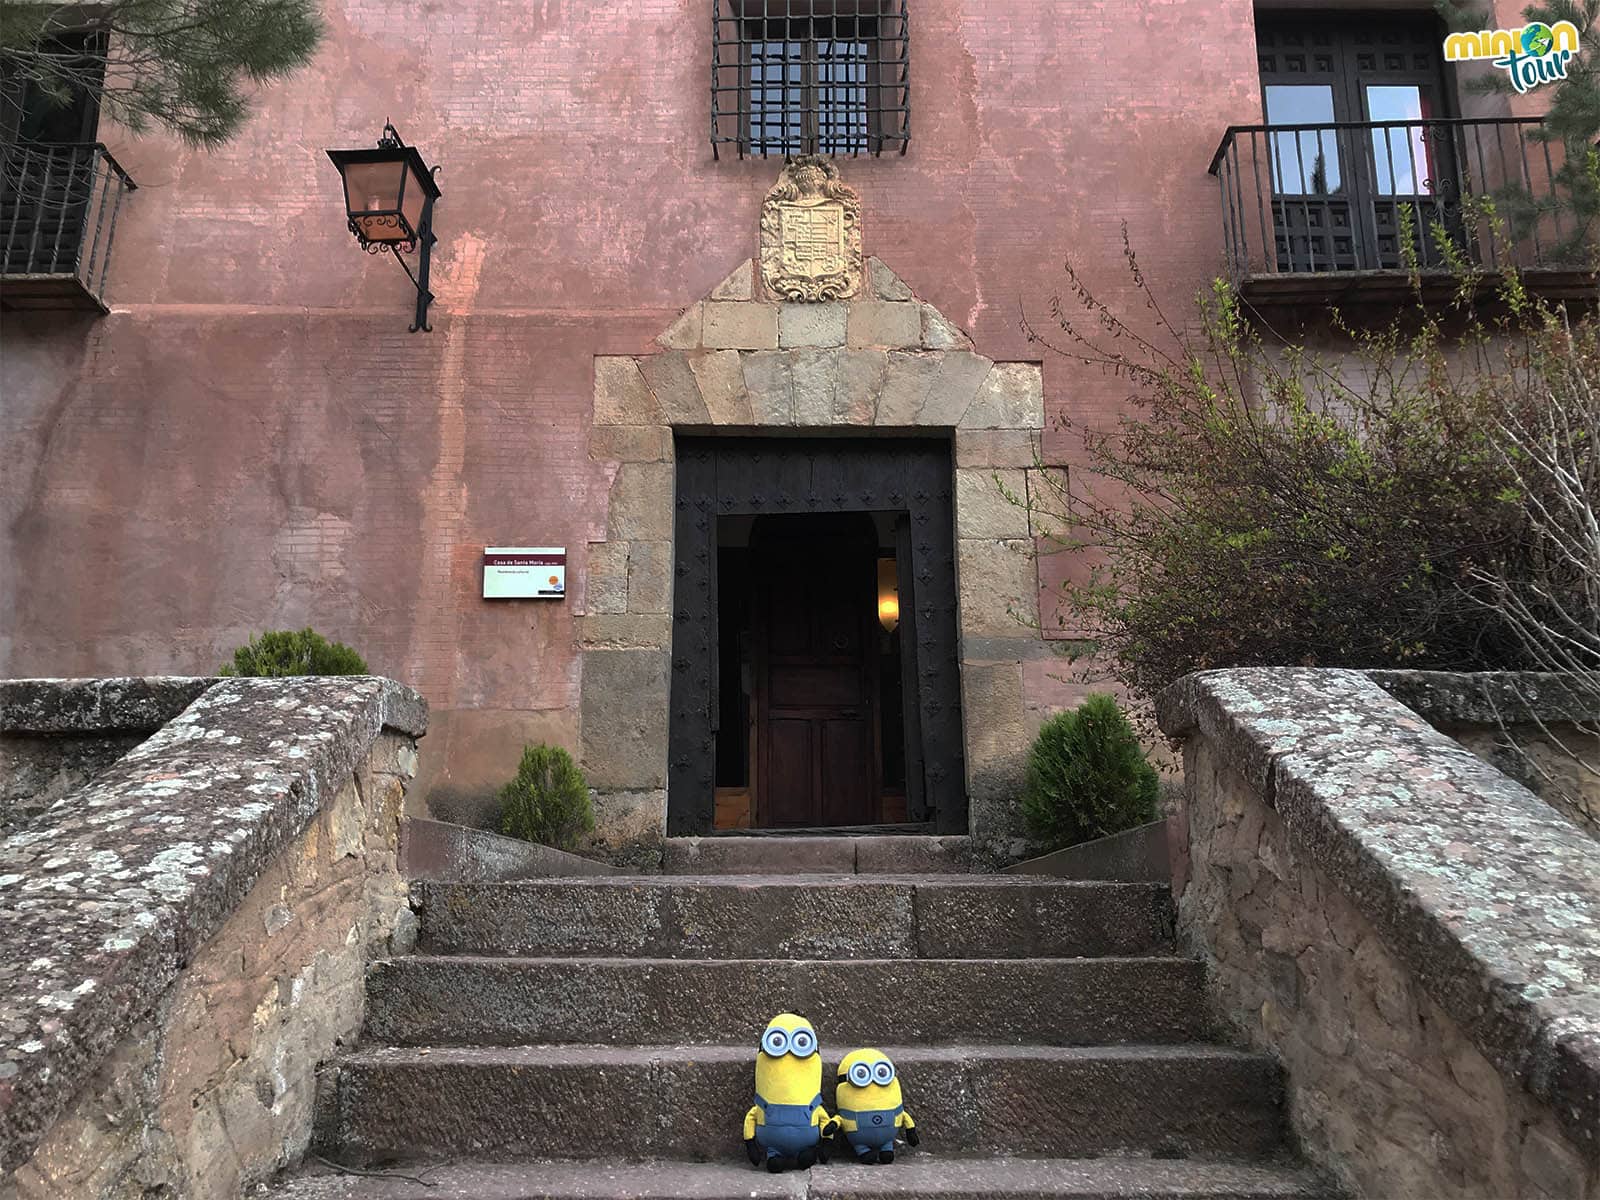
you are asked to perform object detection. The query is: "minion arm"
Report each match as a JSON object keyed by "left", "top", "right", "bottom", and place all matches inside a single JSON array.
[
  {"left": 743, "top": 1106, "right": 762, "bottom": 1141},
  {"left": 898, "top": 1108, "right": 920, "bottom": 1146}
]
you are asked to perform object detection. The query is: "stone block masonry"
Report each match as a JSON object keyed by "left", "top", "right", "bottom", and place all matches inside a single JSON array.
[
  {"left": 0, "top": 676, "right": 428, "bottom": 1197},
  {"left": 1159, "top": 668, "right": 1599, "bottom": 1199},
  {"left": 583, "top": 254, "right": 1052, "bottom": 857}
]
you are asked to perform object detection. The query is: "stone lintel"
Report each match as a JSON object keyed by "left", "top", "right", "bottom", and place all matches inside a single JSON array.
[
  {"left": 594, "top": 357, "right": 663, "bottom": 426},
  {"left": 963, "top": 362, "right": 1045, "bottom": 430}
]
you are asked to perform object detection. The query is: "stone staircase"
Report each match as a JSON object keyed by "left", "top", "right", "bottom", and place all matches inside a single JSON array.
[{"left": 262, "top": 844, "right": 1333, "bottom": 1199}]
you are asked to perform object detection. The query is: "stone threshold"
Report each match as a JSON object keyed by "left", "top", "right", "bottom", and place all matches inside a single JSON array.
[{"left": 663, "top": 833, "right": 974, "bottom": 874}]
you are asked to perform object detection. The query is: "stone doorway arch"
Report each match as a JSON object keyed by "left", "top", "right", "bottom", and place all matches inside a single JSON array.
[{"left": 579, "top": 253, "right": 1045, "bottom": 859}]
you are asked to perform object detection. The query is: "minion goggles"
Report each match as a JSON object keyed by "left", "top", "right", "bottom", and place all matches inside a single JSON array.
[
  {"left": 760, "top": 1026, "right": 818, "bottom": 1058},
  {"left": 842, "top": 1060, "right": 897, "bottom": 1087}
]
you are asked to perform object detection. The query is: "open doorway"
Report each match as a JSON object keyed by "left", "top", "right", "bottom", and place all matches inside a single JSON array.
[
  {"left": 667, "top": 436, "right": 964, "bottom": 837},
  {"left": 713, "top": 512, "right": 914, "bottom": 829}
]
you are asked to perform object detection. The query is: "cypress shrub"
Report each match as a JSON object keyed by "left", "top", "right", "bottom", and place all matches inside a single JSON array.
[
  {"left": 219, "top": 628, "right": 367, "bottom": 676},
  {"left": 498, "top": 744, "right": 595, "bottom": 851},
  {"left": 1021, "top": 694, "right": 1160, "bottom": 851}
]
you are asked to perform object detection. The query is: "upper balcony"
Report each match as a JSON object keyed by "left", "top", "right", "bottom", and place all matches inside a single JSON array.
[
  {"left": 1209, "top": 116, "right": 1595, "bottom": 307},
  {"left": 1, "top": 141, "right": 136, "bottom": 314}
]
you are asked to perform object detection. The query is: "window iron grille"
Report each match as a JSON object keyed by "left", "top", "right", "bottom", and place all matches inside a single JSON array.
[
  {"left": 1, "top": 142, "right": 135, "bottom": 312},
  {"left": 712, "top": 0, "right": 909, "bottom": 159}
]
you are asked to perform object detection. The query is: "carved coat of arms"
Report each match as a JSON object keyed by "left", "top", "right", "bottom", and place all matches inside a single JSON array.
[{"left": 760, "top": 156, "right": 862, "bottom": 302}]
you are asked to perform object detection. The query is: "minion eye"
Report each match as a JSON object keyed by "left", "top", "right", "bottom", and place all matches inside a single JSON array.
[
  {"left": 761, "top": 1028, "right": 790, "bottom": 1056},
  {"left": 789, "top": 1028, "right": 817, "bottom": 1057},
  {"left": 848, "top": 1062, "right": 873, "bottom": 1087},
  {"left": 872, "top": 1061, "right": 895, "bottom": 1085}
]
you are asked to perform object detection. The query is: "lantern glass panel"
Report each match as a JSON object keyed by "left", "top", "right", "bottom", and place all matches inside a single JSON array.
[{"left": 342, "top": 158, "right": 410, "bottom": 242}]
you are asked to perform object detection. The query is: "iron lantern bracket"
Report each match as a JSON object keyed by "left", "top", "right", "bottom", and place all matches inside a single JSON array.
[{"left": 387, "top": 195, "right": 437, "bottom": 333}]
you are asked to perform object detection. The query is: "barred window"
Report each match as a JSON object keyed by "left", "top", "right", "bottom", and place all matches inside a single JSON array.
[{"left": 712, "top": 1, "right": 909, "bottom": 159}]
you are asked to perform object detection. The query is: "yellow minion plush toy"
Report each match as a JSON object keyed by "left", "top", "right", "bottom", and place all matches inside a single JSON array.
[
  {"left": 743, "top": 1013, "right": 837, "bottom": 1172},
  {"left": 833, "top": 1048, "right": 918, "bottom": 1164}
]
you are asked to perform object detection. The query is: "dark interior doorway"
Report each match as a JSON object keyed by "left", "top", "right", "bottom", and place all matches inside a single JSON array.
[
  {"left": 714, "top": 512, "right": 911, "bottom": 828},
  {"left": 668, "top": 436, "right": 965, "bottom": 836}
]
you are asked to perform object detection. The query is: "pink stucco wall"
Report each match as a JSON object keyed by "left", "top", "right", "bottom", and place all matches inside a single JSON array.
[{"left": 2, "top": 1, "right": 1408, "bottom": 805}]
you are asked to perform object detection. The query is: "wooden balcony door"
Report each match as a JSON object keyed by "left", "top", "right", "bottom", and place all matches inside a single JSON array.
[{"left": 1257, "top": 14, "right": 1459, "bottom": 272}]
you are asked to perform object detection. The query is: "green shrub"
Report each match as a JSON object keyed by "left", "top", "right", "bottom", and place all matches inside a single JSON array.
[
  {"left": 1021, "top": 694, "right": 1160, "bottom": 851},
  {"left": 219, "top": 628, "right": 368, "bottom": 677},
  {"left": 498, "top": 744, "right": 595, "bottom": 851}
]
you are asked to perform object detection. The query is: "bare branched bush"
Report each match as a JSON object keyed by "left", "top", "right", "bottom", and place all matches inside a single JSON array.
[
  {"left": 1020, "top": 226, "right": 1599, "bottom": 709},
  {"left": 1470, "top": 316, "right": 1600, "bottom": 806}
]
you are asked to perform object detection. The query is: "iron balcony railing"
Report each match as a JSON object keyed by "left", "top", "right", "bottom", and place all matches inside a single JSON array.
[
  {"left": 1209, "top": 116, "right": 1588, "bottom": 284},
  {"left": 1, "top": 141, "right": 136, "bottom": 310}
]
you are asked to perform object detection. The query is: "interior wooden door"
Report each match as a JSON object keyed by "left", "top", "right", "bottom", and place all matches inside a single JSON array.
[{"left": 753, "top": 516, "right": 878, "bottom": 827}]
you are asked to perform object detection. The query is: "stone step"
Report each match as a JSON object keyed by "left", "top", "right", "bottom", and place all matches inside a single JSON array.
[
  {"left": 413, "top": 876, "right": 1176, "bottom": 960},
  {"left": 258, "top": 1156, "right": 1335, "bottom": 1199},
  {"left": 363, "top": 955, "right": 1212, "bottom": 1047},
  {"left": 663, "top": 835, "right": 973, "bottom": 875},
  {"left": 321, "top": 1044, "right": 1285, "bottom": 1164}
]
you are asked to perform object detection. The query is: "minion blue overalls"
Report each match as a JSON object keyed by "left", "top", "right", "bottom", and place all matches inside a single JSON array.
[
  {"left": 836, "top": 1104, "right": 904, "bottom": 1158},
  {"left": 752, "top": 1093, "right": 824, "bottom": 1160}
]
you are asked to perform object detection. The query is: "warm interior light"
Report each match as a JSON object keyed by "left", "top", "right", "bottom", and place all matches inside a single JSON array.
[{"left": 877, "top": 557, "right": 899, "bottom": 633}]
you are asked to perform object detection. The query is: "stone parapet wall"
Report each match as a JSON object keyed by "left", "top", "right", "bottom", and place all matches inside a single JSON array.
[
  {"left": 1370, "top": 670, "right": 1600, "bottom": 838},
  {"left": 1158, "top": 669, "right": 1599, "bottom": 1200},
  {"left": 0, "top": 678, "right": 215, "bottom": 831},
  {"left": 0, "top": 676, "right": 427, "bottom": 1197}
]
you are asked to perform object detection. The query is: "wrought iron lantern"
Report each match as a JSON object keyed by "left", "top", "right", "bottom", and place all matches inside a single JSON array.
[{"left": 326, "top": 122, "right": 441, "bottom": 332}]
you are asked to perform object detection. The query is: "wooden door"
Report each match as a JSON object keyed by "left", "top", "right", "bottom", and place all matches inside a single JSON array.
[
  {"left": 753, "top": 517, "right": 878, "bottom": 828},
  {"left": 1257, "top": 14, "right": 1458, "bottom": 271}
]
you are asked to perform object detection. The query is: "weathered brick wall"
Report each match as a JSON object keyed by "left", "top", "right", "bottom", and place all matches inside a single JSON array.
[
  {"left": 0, "top": 0, "right": 1264, "bottom": 812},
  {"left": 1160, "top": 669, "right": 1599, "bottom": 1200},
  {"left": 7, "top": 736, "right": 416, "bottom": 1198}
]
